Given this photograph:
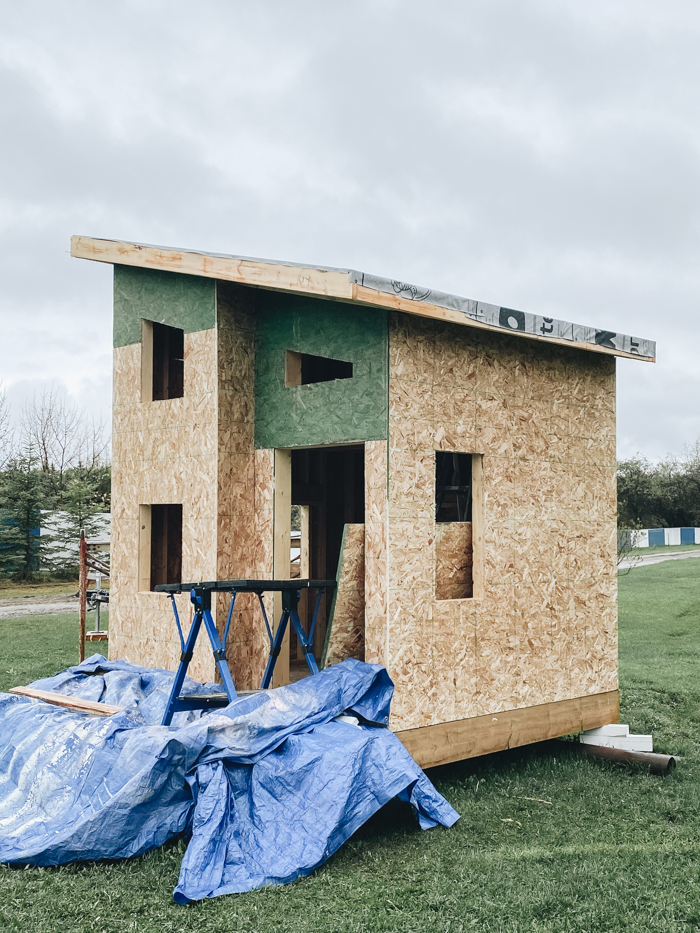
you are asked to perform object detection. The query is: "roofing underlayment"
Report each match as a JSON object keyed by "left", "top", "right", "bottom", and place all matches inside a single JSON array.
[{"left": 71, "top": 236, "right": 656, "bottom": 362}]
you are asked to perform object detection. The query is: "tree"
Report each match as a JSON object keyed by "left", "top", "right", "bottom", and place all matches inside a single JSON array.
[
  {"left": 44, "top": 472, "right": 109, "bottom": 573},
  {"left": 20, "top": 385, "right": 110, "bottom": 506},
  {"left": 0, "top": 450, "right": 48, "bottom": 580},
  {"left": 0, "top": 388, "right": 12, "bottom": 469},
  {"left": 617, "top": 438, "right": 700, "bottom": 530},
  {"left": 616, "top": 457, "right": 666, "bottom": 528}
]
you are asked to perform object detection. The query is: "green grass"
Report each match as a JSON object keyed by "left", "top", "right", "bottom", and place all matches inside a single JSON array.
[
  {"left": 629, "top": 543, "right": 700, "bottom": 557},
  {"left": 2, "top": 565, "right": 700, "bottom": 932},
  {"left": 0, "top": 580, "right": 79, "bottom": 600},
  {"left": 0, "top": 613, "right": 109, "bottom": 694}
]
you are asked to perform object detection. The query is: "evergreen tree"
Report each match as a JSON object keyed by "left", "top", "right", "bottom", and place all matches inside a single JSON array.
[
  {"left": 0, "top": 452, "right": 47, "bottom": 580},
  {"left": 46, "top": 470, "right": 109, "bottom": 573}
]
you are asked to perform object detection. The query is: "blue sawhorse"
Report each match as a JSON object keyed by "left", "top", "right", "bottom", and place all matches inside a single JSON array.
[{"left": 155, "top": 579, "right": 335, "bottom": 726}]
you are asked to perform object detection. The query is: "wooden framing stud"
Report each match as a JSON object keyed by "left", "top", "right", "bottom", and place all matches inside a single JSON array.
[{"left": 273, "top": 448, "right": 292, "bottom": 686}]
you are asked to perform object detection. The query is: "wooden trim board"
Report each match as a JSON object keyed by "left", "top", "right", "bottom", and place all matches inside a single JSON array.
[
  {"left": 395, "top": 691, "right": 620, "bottom": 770},
  {"left": 272, "top": 448, "right": 292, "bottom": 687},
  {"left": 71, "top": 236, "right": 352, "bottom": 299},
  {"left": 70, "top": 237, "right": 653, "bottom": 363},
  {"left": 470, "top": 453, "right": 484, "bottom": 599},
  {"left": 10, "top": 686, "right": 123, "bottom": 717}
]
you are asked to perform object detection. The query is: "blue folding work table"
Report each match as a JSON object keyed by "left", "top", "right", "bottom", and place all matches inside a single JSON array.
[{"left": 154, "top": 579, "right": 336, "bottom": 726}]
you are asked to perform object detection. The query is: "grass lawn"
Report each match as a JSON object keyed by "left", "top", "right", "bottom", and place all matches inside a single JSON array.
[
  {"left": 2, "top": 561, "right": 700, "bottom": 932},
  {"left": 629, "top": 543, "right": 700, "bottom": 557},
  {"left": 0, "top": 580, "right": 79, "bottom": 600}
]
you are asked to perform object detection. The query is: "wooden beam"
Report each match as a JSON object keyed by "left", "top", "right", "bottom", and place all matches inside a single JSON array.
[
  {"left": 71, "top": 236, "right": 654, "bottom": 363},
  {"left": 138, "top": 504, "right": 152, "bottom": 593},
  {"left": 273, "top": 448, "right": 292, "bottom": 687},
  {"left": 396, "top": 690, "right": 620, "bottom": 770},
  {"left": 71, "top": 236, "right": 352, "bottom": 299},
  {"left": 140, "top": 319, "right": 153, "bottom": 403},
  {"left": 471, "top": 454, "right": 484, "bottom": 599},
  {"left": 284, "top": 350, "right": 302, "bottom": 387},
  {"left": 10, "top": 686, "right": 123, "bottom": 717}
]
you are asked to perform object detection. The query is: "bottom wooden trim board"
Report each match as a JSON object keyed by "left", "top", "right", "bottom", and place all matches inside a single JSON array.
[{"left": 395, "top": 691, "right": 620, "bottom": 770}]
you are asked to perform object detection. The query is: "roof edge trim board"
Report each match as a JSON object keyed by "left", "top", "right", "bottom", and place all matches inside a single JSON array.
[
  {"left": 71, "top": 235, "right": 655, "bottom": 362},
  {"left": 71, "top": 235, "right": 352, "bottom": 299}
]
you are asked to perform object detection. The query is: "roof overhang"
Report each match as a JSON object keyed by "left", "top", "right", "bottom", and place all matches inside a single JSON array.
[{"left": 71, "top": 236, "right": 655, "bottom": 362}]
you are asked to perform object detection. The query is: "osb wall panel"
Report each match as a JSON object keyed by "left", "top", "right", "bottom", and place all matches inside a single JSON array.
[
  {"left": 436, "top": 522, "right": 473, "bottom": 600},
  {"left": 254, "top": 292, "right": 388, "bottom": 449},
  {"left": 110, "top": 329, "right": 220, "bottom": 683},
  {"left": 386, "top": 312, "right": 617, "bottom": 732},
  {"left": 216, "top": 284, "right": 274, "bottom": 690},
  {"left": 364, "top": 439, "right": 388, "bottom": 667},
  {"left": 323, "top": 524, "right": 365, "bottom": 667}
]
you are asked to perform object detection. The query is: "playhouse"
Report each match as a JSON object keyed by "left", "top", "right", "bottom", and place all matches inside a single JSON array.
[{"left": 71, "top": 235, "right": 655, "bottom": 768}]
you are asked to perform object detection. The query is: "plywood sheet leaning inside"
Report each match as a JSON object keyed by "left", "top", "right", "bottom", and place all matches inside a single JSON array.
[
  {"left": 322, "top": 523, "right": 365, "bottom": 667},
  {"left": 435, "top": 522, "right": 473, "bottom": 600}
]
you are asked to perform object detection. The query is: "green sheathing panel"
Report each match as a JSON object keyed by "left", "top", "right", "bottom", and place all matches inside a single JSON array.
[
  {"left": 113, "top": 265, "right": 216, "bottom": 347},
  {"left": 254, "top": 292, "right": 388, "bottom": 448}
]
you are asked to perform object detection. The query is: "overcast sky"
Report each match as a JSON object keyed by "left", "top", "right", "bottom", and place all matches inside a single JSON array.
[{"left": 1, "top": 0, "right": 699, "bottom": 461}]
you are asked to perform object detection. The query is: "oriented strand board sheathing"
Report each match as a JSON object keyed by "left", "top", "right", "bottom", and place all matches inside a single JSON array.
[
  {"left": 364, "top": 440, "right": 388, "bottom": 667},
  {"left": 323, "top": 524, "right": 365, "bottom": 667},
  {"left": 435, "top": 522, "right": 473, "bottom": 600},
  {"left": 254, "top": 292, "right": 388, "bottom": 449},
  {"left": 110, "top": 328, "right": 219, "bottom": 682},
  {"left": 216, "top": 284, "right": 273, "bottom": 690},
  {"left": 385, "top": 312, "right": 618, "bottom": 732}
]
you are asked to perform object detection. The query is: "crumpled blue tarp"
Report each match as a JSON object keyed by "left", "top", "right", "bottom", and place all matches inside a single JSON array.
[{"left": 0, "top": 655, "right": 459, "bottom": 901}]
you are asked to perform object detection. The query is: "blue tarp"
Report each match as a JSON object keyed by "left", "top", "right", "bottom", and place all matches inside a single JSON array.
[{"left": 0, "top": 656, "right": 459, "bottom": 902}]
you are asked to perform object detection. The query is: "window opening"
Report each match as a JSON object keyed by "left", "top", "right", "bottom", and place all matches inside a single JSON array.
[
  {"left": 150, "top": 503, "right": 182, "bottom": 589},
  {"left": 285, "top": 350, "right": 353, "bottom": 387},
  {"left": 436, "top": 451, "right": 472, "bottom": 522},
  {"left": 288, "top": 445, "right": 365, "bottom": 680},
  {"left": 152, "top": 322, "right": 184, "bottom": 400}
]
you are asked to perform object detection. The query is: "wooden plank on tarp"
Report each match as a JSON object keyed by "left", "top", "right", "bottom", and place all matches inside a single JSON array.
[{"left": 9, "top": 686, "right": 122, "bottom": 717}]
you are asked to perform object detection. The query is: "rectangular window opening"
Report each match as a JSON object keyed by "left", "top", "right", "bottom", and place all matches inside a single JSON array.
[
  {"left": 285, "top": 350, "right": 353, "bottom": 387},
  {"left": 436, "top": 452, "right": 479, "bottom": 601},
  {"left": 142, "top": 503, "right": 182, "bottom": 590},
  {"left": 144, "top": 321, "right": 184, "bottom": 401},
  {"left": 436, "top": 452, "right": 472, "bottom": 523}
]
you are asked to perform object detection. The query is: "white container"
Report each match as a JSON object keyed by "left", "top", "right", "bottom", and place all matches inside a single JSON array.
[
  {"left": 631, "top": 529, "right": 649, "bottom": 548},
  {"left": 665, "top": 527, "right": 681, "bottom": 547},
  {"left": 696, "top": 528, "right": 700, "bottom": 545}
]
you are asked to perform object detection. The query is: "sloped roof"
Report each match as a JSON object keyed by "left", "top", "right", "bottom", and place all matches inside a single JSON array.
[{"left": 71, "top": 236, "right": 655, "bottom": 362}]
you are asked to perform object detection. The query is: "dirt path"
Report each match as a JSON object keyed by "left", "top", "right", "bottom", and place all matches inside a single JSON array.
[
  {"left": 619, "top": 548, "right": 700, "bottom": 570},
  {"left": 0, "top": 593, "right": 79, "bottom": 619}
]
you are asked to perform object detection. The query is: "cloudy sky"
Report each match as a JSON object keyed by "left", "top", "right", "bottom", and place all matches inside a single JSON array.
[{"left": 1, "top": 0, "right": 698, "bottom": 461}]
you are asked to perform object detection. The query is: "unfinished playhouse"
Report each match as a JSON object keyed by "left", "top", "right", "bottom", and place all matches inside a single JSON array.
[{"left": 72, "top": 235, "right": 655, "bottom": 768}]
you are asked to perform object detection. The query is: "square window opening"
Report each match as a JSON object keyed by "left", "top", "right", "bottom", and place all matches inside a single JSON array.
[{"left": 285, "top": 350, "right": 353, "bottom": 387}]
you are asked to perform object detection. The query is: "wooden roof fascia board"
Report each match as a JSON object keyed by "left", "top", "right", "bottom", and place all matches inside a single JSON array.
[
  {"left": 71, "top": 235, "right": 655, "bottom": 362},
  {"left": 70, "top": 236, "right": 353, "bottom": 299},
  {"left": 350, "top": 282, "right": 655, "bottom": 362}
]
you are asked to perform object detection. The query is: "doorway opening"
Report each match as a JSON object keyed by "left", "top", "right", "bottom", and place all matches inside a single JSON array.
[{"left": 289, "top": 444, "right": 365, "bottom": 681}]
